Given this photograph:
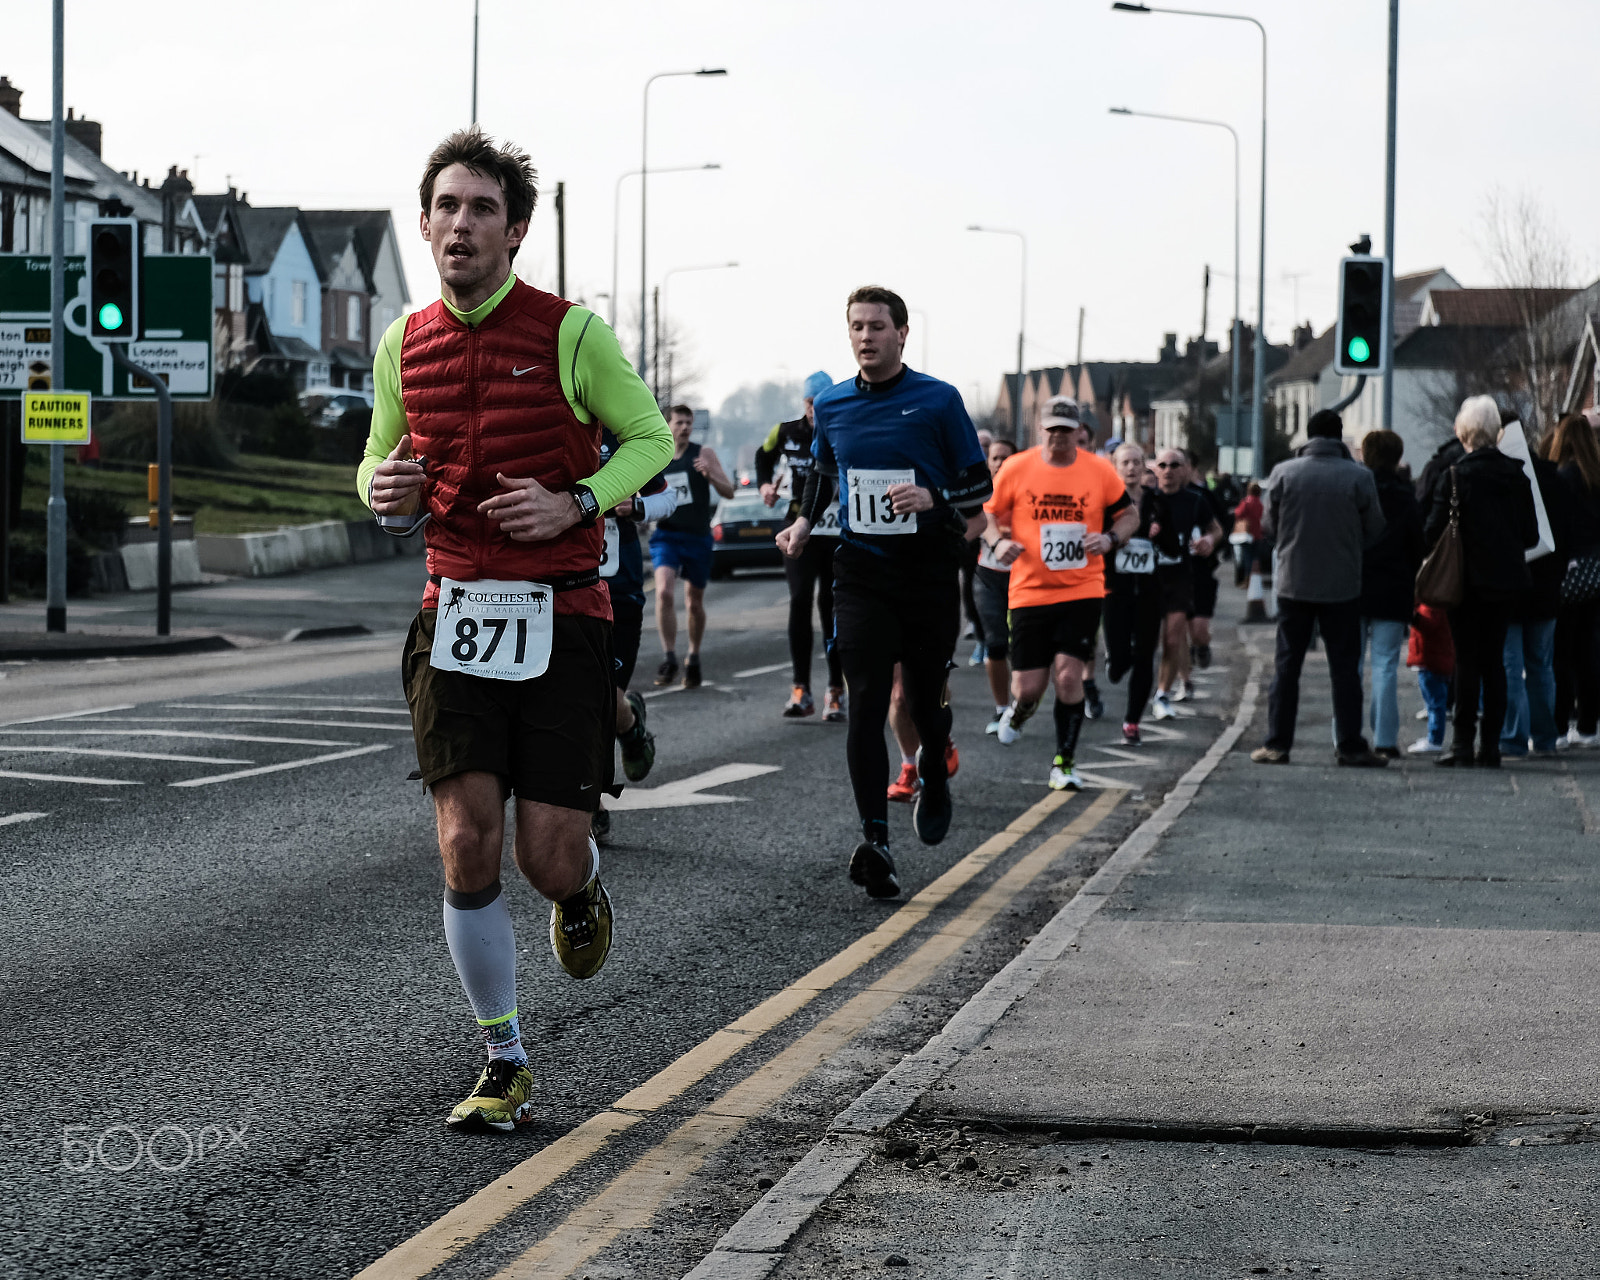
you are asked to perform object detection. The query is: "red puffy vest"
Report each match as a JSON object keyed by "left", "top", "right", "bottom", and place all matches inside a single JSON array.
[{"left": 401, "top": 279, "right": 609, "bottom": 620}]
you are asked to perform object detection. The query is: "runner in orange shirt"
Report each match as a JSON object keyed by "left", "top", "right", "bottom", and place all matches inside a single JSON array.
[{"left": 983, "top": 396, "right": 1140, "bottom": 789}]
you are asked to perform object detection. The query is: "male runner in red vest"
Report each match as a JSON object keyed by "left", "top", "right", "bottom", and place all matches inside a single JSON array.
[{"left": 360, "top": 128, "right": 673, "bottom": 1133}]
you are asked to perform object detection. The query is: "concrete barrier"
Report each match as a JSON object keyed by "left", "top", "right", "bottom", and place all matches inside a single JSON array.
[
  {"left": 194, "top": 519, "right": 425, "bottom": 578},
  {"left": 121, "top": 540, "right": 204, "bottom": 591}
]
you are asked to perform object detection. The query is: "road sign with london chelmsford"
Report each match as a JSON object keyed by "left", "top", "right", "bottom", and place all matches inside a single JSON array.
[
  {"left": 22, "top": 391, "right": 90, "bottom": 442},
  {"left": 0, "top": 254, "right": 213, "bottom": 400}
]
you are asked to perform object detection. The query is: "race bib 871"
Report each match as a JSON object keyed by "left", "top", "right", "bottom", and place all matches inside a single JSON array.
[
  {"left": 430, "top": 578, "right": 554, "bottom": 681},
  {"left": 846, "top": 468, "right": 917, "bottom": 535}
]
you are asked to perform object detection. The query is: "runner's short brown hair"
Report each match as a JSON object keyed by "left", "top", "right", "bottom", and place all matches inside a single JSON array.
[
  {"left": 846, "top": 286, "right": 908, "bottom": 329},
  {"left": 419, "top": 126, "right": 538, "bottom": 242},
  {"left": 669, "top": 404, "right": 694, "bottom": 420}
]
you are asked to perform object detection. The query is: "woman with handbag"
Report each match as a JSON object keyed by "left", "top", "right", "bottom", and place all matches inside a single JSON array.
[
  {"left": 1544, "top": 412, "right": 1600, "bottom": 746},
  {"left": 1421, "top": 396, "right": 1539, "bottom": 767}
]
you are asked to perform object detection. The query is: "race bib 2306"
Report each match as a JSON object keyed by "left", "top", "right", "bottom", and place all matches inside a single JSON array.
[
  {"left": 430, "top": 578, "right": 554, "bottom": 681},
  {"left": 1040, "top": 522, "right": 1088, "bottom": 571}
]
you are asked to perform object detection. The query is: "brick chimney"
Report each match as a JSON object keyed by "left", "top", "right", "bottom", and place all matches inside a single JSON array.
[
  {"left": 159, "top": 164, "right": 195, "bottom": 251},
  {"left": 0, "top": 77, "right": 21, "bottom": 118},
  {"left": 1292, "top": 321, "right": 1314, "bottom": 350},
  {"left": 64, "top": 106, "right": 102, "bottom": 157}
]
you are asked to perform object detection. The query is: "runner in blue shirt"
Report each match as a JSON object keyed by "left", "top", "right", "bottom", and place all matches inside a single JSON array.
[{"left": 778, "top": 286, "right": 991, "bottom": 898}]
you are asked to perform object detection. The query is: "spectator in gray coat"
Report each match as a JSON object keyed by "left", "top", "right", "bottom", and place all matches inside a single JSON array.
[{"left": 1252, "top": 408, "right": 1389, "bottom": 766}]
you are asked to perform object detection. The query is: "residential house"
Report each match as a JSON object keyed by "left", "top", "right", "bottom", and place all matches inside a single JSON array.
[
  {"left": 235, "top": 202, "right": 326, "bottom": 388},
  {"left": 1148, "top": 326, "right": 1283, "bottom": 466},
  {"left": 1561, "top": 305, "right": 1600, "bottom": 417},
  {"left": 186, "top": 188, "right": 252, "bottom": 366},
  {"left": 301, "top": 212, "right": 380, "bottom": 392}
]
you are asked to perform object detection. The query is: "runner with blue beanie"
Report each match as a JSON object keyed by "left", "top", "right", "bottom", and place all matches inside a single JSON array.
[{"left": 756, "top": 370, "right": 846, "bottom": 720}]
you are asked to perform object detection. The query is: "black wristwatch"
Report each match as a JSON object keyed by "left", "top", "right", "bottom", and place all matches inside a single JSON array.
[{"left": 569, "top": 483, "right": 600, "bottom": 527}]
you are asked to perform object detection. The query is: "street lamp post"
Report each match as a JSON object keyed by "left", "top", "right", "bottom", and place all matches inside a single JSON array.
[
  {"left": 659, "top": 261, "right": 739, "bottom": 403},
  {"left": 639, "top": 68, "right": 727, "bottom": 379},
  {"left": 471, "top": 0, "right": 479, "bottom": 123},
  {"left": 612, "top": 164, "right": 720, "bottom": 329},
  {"left": 1110, "top": 106, "right": 1240, "bottom": 459},
  {"left": 1114, "top": 2, "right": 1266, "bottom": 477},
  {"left": 967, "top": 226, "right": 1027, "bottom": 445}
]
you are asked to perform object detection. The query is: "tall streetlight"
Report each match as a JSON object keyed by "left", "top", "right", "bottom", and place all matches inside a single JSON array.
[
  {"left": 1110, "top": 106, "right": 1240, "bottom": 456},
  {"left": 967, "top": 226, "right": 1027, "bottom": 444},
  {"left": 1114, "top": 2, "right": 1266, "bottom": 477},
  {"left": 640, "top": 68, "right": 727, "bottom": 377},
  {"left": 612, "top": 163, "right": 720, "bottom": 328},
  {"left": 470, "top": 0, "right": 479, "bottom": 123},
  {"left": 659, "top": 261, "right": 739, "bottom": 403}
]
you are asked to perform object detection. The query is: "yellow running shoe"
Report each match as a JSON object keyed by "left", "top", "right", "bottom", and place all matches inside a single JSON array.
[
  {"left": 550, "top": 874, "right": 613, "bottom": 980},
  {"left": 446, "top": 1058, "right": 535, "bottom": 1133}
]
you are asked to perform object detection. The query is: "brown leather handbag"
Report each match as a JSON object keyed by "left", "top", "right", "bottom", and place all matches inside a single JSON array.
[{"left": 1415, "top": 466, "right": 1464, "bottom": 608}]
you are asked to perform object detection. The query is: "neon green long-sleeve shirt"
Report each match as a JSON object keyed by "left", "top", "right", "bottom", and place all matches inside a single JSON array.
[{"left": 357, "top": 271, "right": 673, "bottom": 515}]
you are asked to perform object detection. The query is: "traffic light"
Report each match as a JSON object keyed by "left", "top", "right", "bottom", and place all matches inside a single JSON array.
[
  {"left": 88, "top": 217, "right": 141, "bottom": 340},
  {"left": 1334, "top": 254, "right": 1387, "bottom": 377}
]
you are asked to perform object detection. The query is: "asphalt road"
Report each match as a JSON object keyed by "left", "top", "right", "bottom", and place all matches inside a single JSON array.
[{"left": 0, "top": 562, "right": 1235, "bottom": 1279}]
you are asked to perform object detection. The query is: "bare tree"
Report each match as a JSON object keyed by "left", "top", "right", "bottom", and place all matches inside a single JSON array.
[{"left": 1477, "top": 188, "right": 1587, "bottom": 438}]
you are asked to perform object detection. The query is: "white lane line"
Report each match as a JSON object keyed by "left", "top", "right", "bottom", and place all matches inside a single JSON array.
[
  {"left": 215, "top": 694, "right": 405, "bottom": 703},
  {"left": 0, "top": 746, "right": 254, "bottom": 764},
  {"left": 163, "top": 704, "right": 412, "bottom": 716},
  {"left": 0, "top": 730, "right": 352, "bottom": 747},
  {"left": 608, "top": 763, "right": 781, "bottom": 811},
  {"left": 639, "top": 683, "right": 737, "bottom": 701},
  {"left": 65, "top": 717, "right": 412, "bottom": 732},
  {"left": 171, "top": 744, "right": 393, "bottom": 788},
  {"left": 0, "top": 770, "right": 141, "bottom": 786},
  {"left": 733, "top": 662, "right": 790, "bottom": 679},
  {"left": 0, "top": 812, "right": 49, "bottom": 827},
  {"left": 0, "top": 704, "right": 137, "bottom": 728}
]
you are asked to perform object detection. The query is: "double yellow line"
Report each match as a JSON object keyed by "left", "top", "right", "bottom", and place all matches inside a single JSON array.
[{"left": 359, "top": 786, "right": 1122, "bottom": 1280}]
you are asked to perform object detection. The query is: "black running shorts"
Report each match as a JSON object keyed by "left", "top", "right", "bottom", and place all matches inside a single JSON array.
[
  {"left": 1007, "top": 597, "right": 1103, "bottom": 671},
  {"left": 1156, "top": 565, "right": 1195, "bottom": 617},
  {"left": 1190, "top": 562, "right": 1219, "bottom": 619},
  {"left": 609, "top": 592, "right": 644, "bottom": 690},
  {"left": 831, "top": 542, "right": 961, "bottom": 670},
  {"left": 402, "top": 608, "right": 615, "bottom": 811}
]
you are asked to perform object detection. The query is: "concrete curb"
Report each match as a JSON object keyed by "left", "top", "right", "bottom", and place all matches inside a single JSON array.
[
  {"left": 683, "top": 645, "right": 1267, "bottom": 1279},
  {"left": 194, "top": 519, "right": 424, "bottom": 578}
]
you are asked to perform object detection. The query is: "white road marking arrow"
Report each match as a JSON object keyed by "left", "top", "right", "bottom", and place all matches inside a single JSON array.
[{"left": 607, "top": 763, "right": 781, "bottom": 811}]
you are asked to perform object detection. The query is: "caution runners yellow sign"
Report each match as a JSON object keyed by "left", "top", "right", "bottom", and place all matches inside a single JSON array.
[{"left": 22, "top": 391, "right": 91, "bottom": 443}]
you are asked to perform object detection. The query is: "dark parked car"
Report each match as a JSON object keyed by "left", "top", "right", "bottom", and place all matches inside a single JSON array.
[{"left": 710, "top": 491, "right": 790, "bottom": 577}]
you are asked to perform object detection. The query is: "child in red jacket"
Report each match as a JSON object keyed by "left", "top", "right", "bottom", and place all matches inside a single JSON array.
[{"left": 1407, "top": 603, "right": 1455, "bottom": 754}]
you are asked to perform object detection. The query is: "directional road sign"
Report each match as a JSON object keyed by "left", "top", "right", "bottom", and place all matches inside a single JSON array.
[{"left": 0, "top": 254, "right": 214, "bottom": 400}]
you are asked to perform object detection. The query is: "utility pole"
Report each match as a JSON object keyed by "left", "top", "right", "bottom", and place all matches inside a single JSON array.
[
  {"left": 471, "top": 0, "right": 479, "bottom": 123},
  {"left": 1075, "top": 306, "right": 1085, "bottom": 372},
  {"left": 555, "top": 181, "right": 566, "bottom": 298},
  {"left": 651, "top": 284, "right": 660, "bottom": 404},
  {"left": 46, "top": 0, "right": 66, "bottom": 633},
  {"left": 1195, "top": 266, "right": 1210, "bottom": 454},
  {"left": 1381, "top": 0, "right": 1399, "bottom": 432}
]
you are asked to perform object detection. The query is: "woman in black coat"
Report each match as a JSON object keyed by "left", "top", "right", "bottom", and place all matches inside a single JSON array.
[
  {"left": 1422, "top": 396, "right": 1539, "bottom": 767},
  {"left": 1544, "top": 412, "right": 1600, "bottom": 745},
  {"left": 1358, "top": 430, "right": 1425, "bottom": 756}
]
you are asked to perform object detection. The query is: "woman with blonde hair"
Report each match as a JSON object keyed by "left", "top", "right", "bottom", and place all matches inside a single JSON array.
[{"left": 1422, "top": 395, "right": 1539, "bottom": 766}]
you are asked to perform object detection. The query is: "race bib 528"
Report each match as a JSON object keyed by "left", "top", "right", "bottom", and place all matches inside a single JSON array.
[
  {"left": 846, "top": 468, "right": 917, "bottom": 535},
  {"left": 430, "top": 578, "right": 554, "bottom": 681}
]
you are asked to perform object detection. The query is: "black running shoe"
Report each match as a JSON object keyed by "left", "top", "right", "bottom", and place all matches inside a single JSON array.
[
  {"left": 848, "top": 840, "right": 901, "bottom": 898},
  {"left": 619, "top": 691, "right": 655, "bottom": 782},
  {"left": 590, "top": 806, "right": 612, "bottom": 843},
  {"left": 654, "top": 656, "right": 679, "bottom": 687},
  {"left": 681, "top": 656, "right": 702, "bottom": 689},
  {"left": 912, "top": 780, "right": 952, "bottom": 846},
  {"left": 1195, "top": 644, "right": 1212, "bottom": 669},
  {"left": 1084, "top": 680, "right": 1104, "bottom": 721}
]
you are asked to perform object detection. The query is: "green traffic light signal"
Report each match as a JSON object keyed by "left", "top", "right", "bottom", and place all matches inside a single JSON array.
[
  {"left": 1347, "top": 336, "right": 1371, "bottom": 364},
  {"left": 98, "top": 301, "right": 125, "bottom": 332}
]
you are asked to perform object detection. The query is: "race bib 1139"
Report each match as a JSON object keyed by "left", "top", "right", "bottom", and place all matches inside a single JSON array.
[
  {"left": 430, "top": 578, "right": 554, "bottom": 681},
  {"left": 846, "top": 468, "right": 917, "bottom": 535}
]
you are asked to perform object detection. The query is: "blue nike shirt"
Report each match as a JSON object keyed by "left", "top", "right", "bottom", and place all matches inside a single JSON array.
[{"left": 811, "top": 368, "right": 986, "bottom": 555}]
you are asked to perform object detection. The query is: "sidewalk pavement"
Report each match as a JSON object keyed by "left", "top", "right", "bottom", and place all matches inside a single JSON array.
[{"left": 692, "top": 620, "right": 1600, "bottom": 1278}]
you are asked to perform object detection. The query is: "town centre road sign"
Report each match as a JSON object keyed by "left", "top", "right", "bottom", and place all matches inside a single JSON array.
[{"left": 0, "top": 254, "right": 214, "bottom": 401}]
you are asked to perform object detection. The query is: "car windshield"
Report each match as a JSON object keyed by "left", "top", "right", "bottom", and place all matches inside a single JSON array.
[{"left": 718, "top": 498, "right": 779, "bottom": 522}]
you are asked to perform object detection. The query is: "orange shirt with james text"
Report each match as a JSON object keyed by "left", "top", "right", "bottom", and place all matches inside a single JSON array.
[{"left": 984, "top": 447, "right": 1128, "bottom": 607}]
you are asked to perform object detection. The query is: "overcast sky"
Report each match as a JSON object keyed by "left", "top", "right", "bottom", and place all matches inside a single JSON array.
[{"left": 10, "top": 0, "right": 1598, "bottom": 414}]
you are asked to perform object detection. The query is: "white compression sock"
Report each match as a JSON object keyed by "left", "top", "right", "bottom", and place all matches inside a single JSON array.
[{"left": 442, "top": 881, "right": 525, "bottom": 1065}]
